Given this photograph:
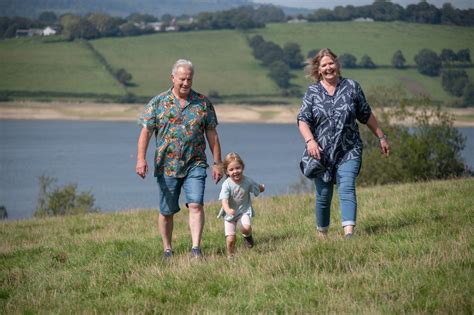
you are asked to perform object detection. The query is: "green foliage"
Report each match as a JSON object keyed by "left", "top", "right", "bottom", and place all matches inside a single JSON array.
[
  {"left": 415, "top": 48, "right": 442, "bottom": 76},
  {"left": 456, "top": 48, "right": 471, "bottom": 64},
  {"left": 282, "top": 42, "right": 304, "bottom": 69},
  {"left": 339, "top": 53, "right": 357, "bottom": 68},
  {"left": 268, "top": 61, "right": 291, "bottom": 88},
  {"left": 462, "top": 83, "right": 474, "bottom": 107},
  {"left": 391, "top": 50, "right": 406, "bottom": 69},
  {"left": 115, "top": 68, "right": 132, "bottom": 85},
  {"left": 441, "top": 70, "right": 469, "bottom": 97},
  {"left": 307, "top": 48, "right": 319, "bottom": 59},
  {"left": 359, "top": 90, "right": 468, "bottom": 186},
  {"left": 440, "top": 48, "right": 457, "bottom": 64},
  {"left": 0, "top": 206, "right": 7, "bottom": 220},
  {"left": 34, "top": 175, "right": 99, "bottom": 218},
  {"left": 359, "top": 54, "right": 376, "bottom": 69}
]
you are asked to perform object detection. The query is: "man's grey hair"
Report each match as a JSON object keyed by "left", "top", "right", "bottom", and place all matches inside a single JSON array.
[{"left": 172, "top": 59, "right": 194, "bottom": 75}]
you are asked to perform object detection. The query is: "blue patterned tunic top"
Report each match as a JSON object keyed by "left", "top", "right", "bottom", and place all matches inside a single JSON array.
[
  {"left": 138, "top": 88, "right": 218, "bottom": 178},
  {"left": 297, "top": 78, "right": 372, "bottom": 182}
]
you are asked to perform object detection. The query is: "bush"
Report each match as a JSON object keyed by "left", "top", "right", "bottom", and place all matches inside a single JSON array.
[
  {"left": 441, "top": 70, "right": 469, "bottom": 97},
  {"left": 391, "top": 50, "right": 406, "bottom": 69},
  {"left": 359, "top": 54, "right": 376, "bottom": 69},
  {"left": 414, "top": 49, "right": 442, "bottom": 76},
  {"left": 463, "top": 83, "right": 474, "bottom": 107},
  {"left": 358, "top": 94, "right": 468, "bottom": 186},
  {"left": 339, "top": 53, "right": 357, "bottom": 68},
  {"left": 34, "top": 175, "right": 99, "bottom": 218},
  {"left": 0, "top": 206, "right": 7, "bottom": 220}
]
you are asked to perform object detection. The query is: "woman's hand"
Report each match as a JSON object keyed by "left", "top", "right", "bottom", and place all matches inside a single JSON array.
[
  {"left": 379, "top": 138, "right": 390, "bottom": 157},
  {"left": 307, "top": 139, "right": 322, "bottom": 160}
]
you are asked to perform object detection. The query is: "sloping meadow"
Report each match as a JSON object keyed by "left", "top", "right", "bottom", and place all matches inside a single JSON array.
[{"left": 1, "top": 178, "right": 472, "bottom": 313}]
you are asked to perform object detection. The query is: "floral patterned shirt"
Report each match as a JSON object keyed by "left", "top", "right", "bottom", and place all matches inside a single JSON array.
[
  {"left": 138, "top": 88, "right": 218, "bottom": 178},
  {"left": 297, "top": 78, "right": 372, "bottom": 182}
]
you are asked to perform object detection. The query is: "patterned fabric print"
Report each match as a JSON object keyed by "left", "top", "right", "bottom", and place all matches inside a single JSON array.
[
  {"left": 297, "top": 78, "right": 372, "bottom": 182},
  {"left": 138, "top": 88, "right": 218, "bottom": 178}
]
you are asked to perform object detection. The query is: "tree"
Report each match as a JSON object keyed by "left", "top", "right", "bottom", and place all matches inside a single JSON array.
[
  {"left": 0, "top": 206, "right": 7, "bottom": 220},
  {"left": 441, "top": 70, "right": 468, "bottom": 97},
  {"left": 457, "top": 49, "right": 471, "bottom": 64},
  {"left": 359, "top": 54, "right": 376, "bottom": 69},
  {"left": 440, "top": 48, "right": 458, "bottom": 64},
  {"left": 116, "top": 68, "right": 133, "bottom": 85},
  {"left": 268, "top": 61, "right": 291, "bottom": 88},
  {"left": 414, "top": 49, "right": 442, "bottom": 76},
  {"left": 120, "top": 22, "right": 141, "bottom": 36},
  {"left": 339, "top": 53, "right": 357, "bottom": 68},
  {"left": 283, "top": 42, "right": 304, "bottom": 69},
  {"left": 260, "top": 42, "right": 284, "bottom": 66},
  {"left": 87, "top": 13, "right": 123, "bottom": 37},
  {"left": 462, "top": 83, "right": 474, "bottom": 107},
  {"left": 392, "top": 50, "right": 406, "bottom": 69},
  {"left": 307, "top": 49, "right": 320, "bottom": 59}
]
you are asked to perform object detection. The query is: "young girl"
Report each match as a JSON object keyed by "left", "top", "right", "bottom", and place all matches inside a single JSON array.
[{"left": 217, "top": 152, "right": 265, "bottom": 258}]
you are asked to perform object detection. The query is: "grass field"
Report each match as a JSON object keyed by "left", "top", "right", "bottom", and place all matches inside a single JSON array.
[
  {"left": 0, "top": 178, "right": 473, "bottom": 313},
  {"left": 252, "top": 21, "right": 474, "bottom": 66},
  {"left": 0, "top": 22, "right": 473, "bottom": 104},
  {"left": 91, "top": 29, "right": 280, "bottom": 97},
  {"left": 0, "top": 38, "right": 125, "bottom": 96}
]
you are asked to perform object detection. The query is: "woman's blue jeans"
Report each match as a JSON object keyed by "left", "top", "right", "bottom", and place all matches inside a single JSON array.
[{"left": 313, "top": 158, "right": 361, "bottom": 231}]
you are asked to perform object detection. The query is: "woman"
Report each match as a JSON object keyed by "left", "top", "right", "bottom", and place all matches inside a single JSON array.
[{"left": 297, "top": 48, "right": 390, "bottom": 238}]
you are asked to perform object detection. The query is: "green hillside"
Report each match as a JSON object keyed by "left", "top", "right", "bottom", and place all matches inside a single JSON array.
[
  {"left": 90, "top": 30, "right": 279, "bottom": 97},
  {"left": 1, "top": 178, "right": 472, "bottom": 313},
  {"left": 0, "top": 38, "right": 125, "bottom": 97},
  {"left": 0, "top": 21, "right": 473, "bottom": 104}
]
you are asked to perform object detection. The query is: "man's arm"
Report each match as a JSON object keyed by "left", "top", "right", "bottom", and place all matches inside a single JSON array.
[
  {"left": 205, "top": 127, "right": 223, "bottom": 183},
  {"left": 136, "top": 127, "right": 153, "bottom": 179}
]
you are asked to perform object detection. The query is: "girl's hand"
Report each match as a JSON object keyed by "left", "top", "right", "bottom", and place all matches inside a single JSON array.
[{"left": 225, "top": 208, "right": 236, "bottom": 216}]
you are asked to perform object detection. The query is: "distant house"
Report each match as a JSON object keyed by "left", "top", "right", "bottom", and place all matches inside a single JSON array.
[
  {"left": 16, "top": 27, "right": 56, "bottom": 37},
  {"left": 146, "top": 22, "right": 163, "bottom": 32},
  {"left": 15, "top": 29, "right": 29, "bottom": 37},
  {"left": 42, "top": 26, "right": 57, "bottom": 36},
  {"left": 165, "top": 25, "right": 179, "bottom": 32},
  {"left": 353, "top": 17, "right": 374, "bottom": 22},
  {"left": 287, "top": 18, "right": 308, "bottom": 24}
]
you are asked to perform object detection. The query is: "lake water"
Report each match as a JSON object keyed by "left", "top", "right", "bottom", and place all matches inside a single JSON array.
[{"left": 1, "top": 120, "right": 473, "bottom": 220}]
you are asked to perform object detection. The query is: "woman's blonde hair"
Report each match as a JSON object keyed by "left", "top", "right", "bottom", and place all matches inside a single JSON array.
[
  {"left": 222, "top": 152, "right": 245, "bottom": 176},
  {"left": 305, "top": 48, "right": 341, "bottom": 82}
]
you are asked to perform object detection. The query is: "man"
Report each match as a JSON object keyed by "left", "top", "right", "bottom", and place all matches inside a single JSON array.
[{"left": 136, "top": 59, "right": 223, "bottom": 259}]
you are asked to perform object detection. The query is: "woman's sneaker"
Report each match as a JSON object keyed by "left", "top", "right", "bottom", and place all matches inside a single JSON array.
[{"left": 243, "top": 235, "right": 254, "bottom": 248}]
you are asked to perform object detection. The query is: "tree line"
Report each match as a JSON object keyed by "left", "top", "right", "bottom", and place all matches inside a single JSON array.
[
  {"left": 1, "top": 1, "right": 473, "bottom": 40},
  {"left": 306, "top": 0, "right": 474, "bottom": 26},
  {"left": 247, "top": 34, "right": 473, "bottom": 107}
]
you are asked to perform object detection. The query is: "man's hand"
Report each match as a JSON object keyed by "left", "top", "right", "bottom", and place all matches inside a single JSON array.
[
  {"left": 212, "top": 163, "right": 223, "bottom": 184},
  {"left": 136, "top": 159, "right": 148, "bottom": 179}
]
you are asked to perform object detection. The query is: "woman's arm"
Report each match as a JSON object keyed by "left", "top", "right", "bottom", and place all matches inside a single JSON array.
[
  {"left": 366, "top": 113, "right": 390, "bottom": 157},
  {"left": 298, "top": 120, "right": 322, "bottom": 160}
]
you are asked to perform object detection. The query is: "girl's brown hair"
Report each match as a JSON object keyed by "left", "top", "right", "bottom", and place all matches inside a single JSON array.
[
  {"left": 222, "top": 152, "right": 245, "bottom": 176},
  {"left": 305, "top": 48, "right": 341, "bottom": 82}
]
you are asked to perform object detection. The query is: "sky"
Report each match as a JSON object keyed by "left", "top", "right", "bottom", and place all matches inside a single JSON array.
[{"left": 251, "top": 0, "right": 474, "bottom": 10}]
